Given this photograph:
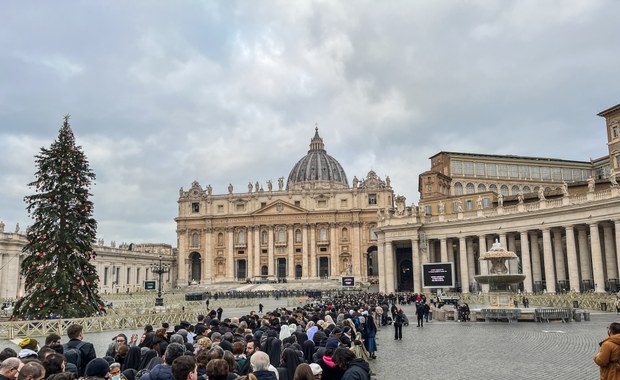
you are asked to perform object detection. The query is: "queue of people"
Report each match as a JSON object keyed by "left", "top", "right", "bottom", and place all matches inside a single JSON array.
[{"left": 0, "top": 293, "right": 392, "bottom": 380}]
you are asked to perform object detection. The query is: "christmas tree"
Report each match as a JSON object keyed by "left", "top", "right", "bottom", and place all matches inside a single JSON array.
[{"left": 12, "top": 115, "right": 105, "bottom": 319}]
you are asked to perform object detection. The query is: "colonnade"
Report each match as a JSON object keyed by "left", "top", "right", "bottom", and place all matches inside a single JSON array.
[{"left": 379, "top": 219, "right": 620, "bottom": 295}]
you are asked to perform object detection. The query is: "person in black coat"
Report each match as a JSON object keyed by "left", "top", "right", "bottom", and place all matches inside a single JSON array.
[{"left": 332, "top": 347, "right": 370, "bottom": 380}]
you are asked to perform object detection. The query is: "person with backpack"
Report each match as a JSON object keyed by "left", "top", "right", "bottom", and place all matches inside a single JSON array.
[{"left": 63, "top": 324, "right": 96, "bottom": 377}]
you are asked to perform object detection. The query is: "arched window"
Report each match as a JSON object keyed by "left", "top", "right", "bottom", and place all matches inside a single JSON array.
[
  {"left": 454, "top": 182, "right": 463, "bottom": 195},
  {"left": 477, "top": 184, "right": 487, "bottom": 192},
  {"left": 500, "top": 185, "right": 509, "bottom": 196},
  {"left": 523, "top": 186, "right": 531, "bottom": 193},
  {"left": 237, "top": 230, "right": 246, "bottom": 244},
  {"left": 466, "top": 183, "right": 475, "bottom": 194},
  {"left": 191, "top": 233, "right": 199, "bottom": 248},
  {"left": 295, "top": 229, "right": 302, "bottom": 243},
  {"left": 511, "top": 185, "right": 520, "bottom": 195},
  {"left": 261, "top": 230, "right": 268, "bottom": 244},
  {"left": 489, "top": 184, "right": 497, "bottom": 193},
  {"left": 319, "top": 227, "right": 328, "bottom": 241},
  {"left": 261, "top": 265, "right": 268, "bottom": 276},
  {"left": 277, "top": 228, "right": 286, "bottom": 243}
]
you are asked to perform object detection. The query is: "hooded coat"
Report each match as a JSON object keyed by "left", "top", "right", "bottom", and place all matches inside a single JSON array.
[
  {"left": 594, "top": 334, "right": 620, "bottom": 380},
  {"left": 341, "top": 358, "right": 370, "bottom": 380}
]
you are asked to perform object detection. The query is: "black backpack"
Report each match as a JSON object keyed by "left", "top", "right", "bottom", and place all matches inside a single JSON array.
[{"left": 63, "top": 341, "right": 86, "bottom": 374}]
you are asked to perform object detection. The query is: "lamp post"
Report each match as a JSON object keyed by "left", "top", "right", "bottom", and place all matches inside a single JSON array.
[{"left": 150, "top": 255, "right": 171, "bottom": 307}]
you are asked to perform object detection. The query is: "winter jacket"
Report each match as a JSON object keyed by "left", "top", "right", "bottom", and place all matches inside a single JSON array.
[
  {"left": 594, "top": 334, "right": 620, "bottom": 380},
  {"left": 341, "top": 358, "right": 370, "bottom": 380},
  {"left": 141, "top": 364, "right": 174, "bottom": 380},
  {"left": 252, "top": 370, "right": 278, "bottom": 380}
]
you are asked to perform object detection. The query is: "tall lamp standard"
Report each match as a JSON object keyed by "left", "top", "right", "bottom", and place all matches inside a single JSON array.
[{"left": 150, "top": 255, "right": 171, "bottom": 307}]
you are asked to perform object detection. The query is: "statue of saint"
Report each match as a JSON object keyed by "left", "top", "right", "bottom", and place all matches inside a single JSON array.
[
  {"left": 517, "top": 191, "right": 524, "bottom": 204},
  {"left": 14, "top": 223, "right": 19, "bottom": 234},
  {"left": 438, "top": 201, "right": 445, "bottom": 214},
  {"left": 207, "top": 184, "right": 212, "bottom": 195},
  {"left": 255, "top": 181, "right": 260, "bottom": 192},
  {"left": 385, "top": 176, "right": 391, "bottom": 187},
  {"left": 561, "top": 181, "right": 569, "bottom": 196},
  {"left": 588, "top": 176, "right": 596, "bottom": 192},
  {"left": 267, "top": 180, "right": 273, "bottom": 191},
  {"left": 278, "top": 177, "right": 284, "bottom": 190},
  {"left": 228, "top": 183, "right": 233, "bottom": 194},
  {"left": 538, "top": 187, "right": 546, "bottom": 200},
  {"left": 248, "top": 182, "right": 253, "bottom": 192},
  {"left": 456, "top": 199, "right": 463, "bottom": 213},
  {"left": 497, "top": 193, "right": 504, "bottom": 207},
  {"left": 0, "top": 220, "right": 4, "bottom": 232},
  {"left": 477, "top": 195, "right": 484, "bottom": 209},
  {"left": 611, "top": 175, "right": 619, "bottom": 188}
]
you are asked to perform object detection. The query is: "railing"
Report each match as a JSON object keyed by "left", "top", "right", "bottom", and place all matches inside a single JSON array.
[{"left": 460, "top": 292, "right": 616, "bottom": 311}]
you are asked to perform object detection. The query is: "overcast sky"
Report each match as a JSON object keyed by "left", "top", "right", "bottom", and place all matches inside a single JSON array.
[{"left": 1, "top": 1, "right": 619, "bottom": 246}]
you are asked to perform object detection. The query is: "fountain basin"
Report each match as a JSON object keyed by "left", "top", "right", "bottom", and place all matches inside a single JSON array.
[{"left": 475, "top": 274, "right": 526, "bottom": 285}]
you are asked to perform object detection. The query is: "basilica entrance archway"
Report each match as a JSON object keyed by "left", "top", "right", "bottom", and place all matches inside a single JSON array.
[{"left": 189, "top": 252, "right": 201, "bottom": 283}]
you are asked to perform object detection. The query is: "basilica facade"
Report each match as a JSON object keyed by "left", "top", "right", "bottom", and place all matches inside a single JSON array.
[{"left": 175, "top": 129, "right": 394, "bottom": 285}]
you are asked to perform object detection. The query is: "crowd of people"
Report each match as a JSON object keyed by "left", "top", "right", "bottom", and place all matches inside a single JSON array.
[{"left": 0, "top": 293, "right": 431, "bottom": 380}]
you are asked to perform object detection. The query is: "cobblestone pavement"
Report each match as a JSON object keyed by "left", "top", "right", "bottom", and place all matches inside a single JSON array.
[
  {"left": 1, "top": 299, "right": 616, "bottom": 380},
  {"left": 368, "top": 303, "right": 616, "bottom": 380}
]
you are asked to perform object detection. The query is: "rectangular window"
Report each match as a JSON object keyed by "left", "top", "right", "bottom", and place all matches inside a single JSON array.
[
  {"left": 238, "top": 250, "right": 245, "bottom": 255},
  {"left": 261, "top": 249, "right": 268, "bottom": 254},
  {"left": 451, "top": 160, "right": 463, "bottom": 175},
  {"left": 497, "top": 164, "right": 508, "bottom": 177},
  {"left": 368, "top": 194, "right": 377, "bottom": 205},
  {"left": 104, "top": 267, "right": 109, "bottom": 286},
  {"left": 294, "top": 201, "right": 301, "bottom": 207},
  {"left": 466, "top": 200, "right": 473, "bottom": 209},
  {"left": 616, "top": 156, "right": 620, "bottom": 168},
  {"left": 320, "top": 247, "right": 327, "bottom": 252},
  {"left": 236, "top": 204, "right": 245, "bottom": 211},
  {"left": 562, "top": 168, "right": 572, "bottom": 181},
  {"left": 463, "top": 161, "right": 474, "bottom": 175},
  {"left": 317, "top": 199, "right": 327, "bottom": 208},
  {"left": 475, "top": 162, "right": 485, "bottom": 176},
  {"left": 261, "top": 202, "right": 267, "bottom": 208},
  {"left": 217, "top": 205, "right": 224, "bottom": 213},
  {"left": 552, "top": 167, "right": 562, "bottom": 180},
  {"left": 340, "top": 199, "right": 348, "bottom": 207},
  {"left": 582, "top": 169, "right": 591, "bottom": 180},
  {"left": 531, "top": 166, "right": 541, "bottom": 179},
  {"left": 614, "top": 126, "right": 619, "bottom": 138},
  {"left": 541, "top": 167, "right": 551, "bottom": 180},
  {"left": 572, "top": 169, "right": 582, "bottom": 181},
  {"left": 424, "top": 205, "right": 432, "bottom": 216},
  {"left": 519, "top": 166, "right": 529, "bottom": 179},
  {"left": 482, "top": 198, "right": 491, "bottom": 208},
  {"left": 508, "top": 165, "right": 518, "bottom": 178},
  {"left": 191, "top": 202, "right": 200, "bottom": 213},
  {"left": 426, "top": 184, "right": 432, "bottom": 192},
  {"left": 486, "top": 163, "right": 497, "bottom": 177},
  {"left": 452, "top": 201, "right": 459, "bottom": 212}
]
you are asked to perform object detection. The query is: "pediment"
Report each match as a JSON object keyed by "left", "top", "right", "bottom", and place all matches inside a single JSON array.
[{"left": 251, "top": 200, "right": 307, "bottom": 215}]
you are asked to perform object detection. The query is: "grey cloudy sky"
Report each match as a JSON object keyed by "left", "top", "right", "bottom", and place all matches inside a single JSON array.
[{"left": 1, "top": 0, "right": 619, "bottom": 245}]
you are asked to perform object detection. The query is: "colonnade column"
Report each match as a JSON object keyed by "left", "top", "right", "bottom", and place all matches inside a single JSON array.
[
  {"left": 247, "top": 228, "right": 253, "bottom": 282},
  {"left": 565, "top": 226, "right": 580, "bottom": 293},
  {"left": 227, "top": 228, "right": 235, "bottom": 280},
  {"left": 615, "top": 220, "right": 620, "bottom": 284},
  {"left": 352, "top": 222, "right": 361, "bottom": 277},
  {"left": 529, "top": 231, "right": 542, "bottom": 287},
  {"left": 330, "top": 224, "right": 338, "bottom": 277},
  {"left": 385, "top": 240, "right": 395, "bottom": 293},
  {"left": 287, "top": 226, "right": 295, "bottom": 279},
  {"left": 205, "top": 228, "right": 213, "bottom": 283},
  {"left": 268, "top": 225, "right": 274, "bottom": 276},
  {"left": 458, "top": 237, "right": 469, "bottom": 293},
  {"left": 519, "top": 231, "right": 532, "bottom": 293},
  {"left": 577, "top": 226, "right": 592, "bottom": 286},
  {"left": 507, "top": 233, "right": 516, "bottom": 273},
  {"left": 411, "top": 238, "right": 421, "bottom": 294},
  {"left": 447, "top": 238, "right": 455, "bottom": 263},
  {"left": 541, "top": 228, "right": 556, "bottom": 293},
  {"left": 378, "top": 237, "right": 386, "bottom": 292},
  {"left": 302, "top": 224, "right": 309, "bottom": 279},
  {"left": 479, "top": 235, "right": 489, "bottom": 292},
  {"left": 429, "top": 239, "right": 436, "bottom": 262},
  {"left": 603, "top": 224, "right": 617, "bottom": 281},
  {"left": 552, "top": 228, "right": 566, "bottom": 285},
  {"left": 590, "top": 222, "right": 606, "bottom": 293},
  {"left": 466, "top": 238, "right": 475, "bottom": 287},
  {"left": 440, "top": 238, "right": 448, "bottom": 262}
]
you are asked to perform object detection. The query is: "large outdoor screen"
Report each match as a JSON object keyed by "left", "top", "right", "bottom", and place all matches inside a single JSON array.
[
  {"left": 422, "top": 263, "right": 455, "bottom": 288},
  {"left": 341, "top": 276, "right": 355, "bottom": 287}
]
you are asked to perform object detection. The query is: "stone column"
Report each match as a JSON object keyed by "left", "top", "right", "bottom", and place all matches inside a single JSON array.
[
  {"left": 177, "top": 230, "right": 188, "bottom": 285},
  {"left": 268, "top": 225, "right": 274, "bottom": 275},
  {"left": 352, "top": 222, "right": 361, "bottom": 277},
  {"left": 246, "top": 228, "right": 253, "bottom": 282},
  {"left": 603, "top": 224, "right": 617, "bottom": 281},
  {"left": 447, "top": 238, "right": 455, "bottom": 264},
  {"left": 552, "top": 229, "right": 567, "bottom": 284},
  {"left": 227, "top": 228, "right": 235, "bottom": 280},
  {"left": 330, "top": 224, "right": 338, "bottom": 277},
  {"left": 529, "top": 231, "right": 542, "bottom": 286},
  {"left": 253, "top": 227, "right": 261, "bottom": 278},
  {"left": 288, "top": 226, "right": 295, "bottom": 279},
  {"left": 577, "top": 226, "right": 593, "bottom": 286},
  {"left": 411, "top": 237, "right": 422, "bottom": 294},
  {"left": 302, "top": 224, "right": 309, "bottom": 279},
  {"left": 0, "top": 253, "right": 4, "bottom": 299},
  {"left": 378, "top": 236, "right": 386, "bottom": 292},
  {"left": 479, "top": 235, "right": 489, "bottom": 293},
  {"left": 542, "top": 228, "right": 556, "bottom": 293},
  {"left": 440, "top": 238, "right": 448, "bottom": 262},
  {"left": 519, "top": 231, "right": 533, "bottom": 293},
  {"left": 615, "top": 220, "right": 620, "bottom": 284},
  {"left": 385, "top": 240, "right": 395, "bottom": 293},
  {"left": 466, "top": 238, "right": 476, "bottom": 285},
  {"left": 507, "top": 233, "right": 517, "bottom": 273},
  {"left": 459, "top": 237, "right": 469, "bottom": 293},
  {"left": 429, "top": 239, "right": 436, "bottom": 262},
  {"left": 565, "top": 225, "right": 580, "bottom": 293},
  {"left": 590, "top": 222, "right": 606, "bottom": 293},
  {"left": 310, "top": 226, "right": 317, "bottom": 278}
]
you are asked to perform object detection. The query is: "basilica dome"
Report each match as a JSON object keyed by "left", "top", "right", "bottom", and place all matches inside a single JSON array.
[{"left": 287, "top": 128, "right": 349, "bottom": 190}]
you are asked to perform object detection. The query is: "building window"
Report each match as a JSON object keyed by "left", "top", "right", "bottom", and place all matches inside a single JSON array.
[
  {"left": 500, "top": 185, "right": 509, "bottom": 196},
  {"left": 497, "top": 164, "right": 508, "bottom": 177},
  {"left": 482, "top": 198, "right": 491, "bottom": 208},
  {"left": 466, "top": 183, "right": 475, "bottom": 194},
  {"left": 261, "top": 202, "right": 267, "bottom": 208},
  {"left": 465, "top": 200, "right": 473, "bottom": 210},
  {"left": 508, "top": 165, "right": 518, "bottom": 178},
  {"left": 294, "top": 201, "right": 301, "bottom": 207},
  {"left": 562, "top": 168, "right": 572, "bottom": 181},
  {"left": 511, "top": 185, "right": 520, "bottom": 195},
  {"left": 237, "top": 230, "right": 246, "bottom": 244},
  {"left": 463, "top": 161, "right": 474, "bottom": 175},
  {"left": 477, "top": 184, "right": 487, "bottom": 192},
  {"left": 295, "top": 229, "right": 302, "bottom": 243},
  {"left": 613, "top": 125, "right": 619, "bottom": 139},
  {"left": 519, "top": 166, "right": 529, "bottom": 179},
  {"left": 451, "top": 160, "right": 463, "bottom": 175},
  {"left": 489, "top": 184, "right": 497, "bottom": 193},
  {"left": 277, "top": 228, "right": 286, "bottom": 243},
  {"left": 475, "top": 162, "right": 485, "bottom": 176},
  {"left": 454, "top": 182, "right": 463, "bottom": 195},
  {"left": 192, "top": 202, "right": 200, "bottom": 213},
  {"left": 486, "top": 164, "right": 497, "bottom": 177},
  {"left": 191, "top": 233, "right": 199, "bottom": 248},
  {"left": 238, "top": 250, "right": 245, "bottom": 255},
  {"left": 424, "top": 205, "right": 432, "bottom": 216},
  {"left": 236, "top": 203, "right": 245, "bottom": 211},
  {"left": 523, "top": 186, "right": 531, "bottom": 193},
  {"left": 319, "top": 227, "right": 328, "bottom": 241},
  {"left": 541, "top": 167, "right": 551, "bottom": 180},
  {"left": 341, "top": 199, "right": 348, "bottom": 207},
  {"left": 615, "top": 156, "right": 620, "bottom": 168},
  {"left": 552, "top": 167, "right": 562, "bottom": 180},
  {"left": 104, "top": 267, "right": 109, "bottom": 286},
  {"left": 317, "top": 199, "right": 327, "bottom": 208},
  {"left": 217, "top": 204, "right": 224, "bottom": 213},
  {"left": 261, "top": 249, "right": 268, "bottom": 254},
  {"left": 426, "top": 183, "right": 432, "bottom": 192},
  {"left": 368, "top": 194, "right": 377, "bottom": 205}
]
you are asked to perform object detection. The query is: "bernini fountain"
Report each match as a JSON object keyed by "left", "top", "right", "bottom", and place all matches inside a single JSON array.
[{"left": 475, "top": 240, "right": 526, "bottom": 307}]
